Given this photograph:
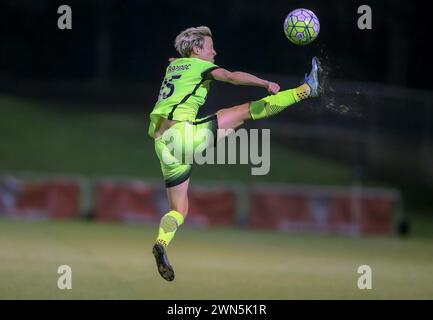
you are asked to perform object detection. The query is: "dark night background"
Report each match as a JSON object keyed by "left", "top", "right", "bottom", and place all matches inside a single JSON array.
[{"left": 0, "top": 0, "right": 431, "bottom": 89}]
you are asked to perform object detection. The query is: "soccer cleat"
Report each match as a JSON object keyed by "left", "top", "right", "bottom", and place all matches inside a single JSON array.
[
  {"left": 152, "top": 243, "right": 175, "bottom": 281},
  {"left": 304, "top": 56, "right": 323, "bottom": 98}
]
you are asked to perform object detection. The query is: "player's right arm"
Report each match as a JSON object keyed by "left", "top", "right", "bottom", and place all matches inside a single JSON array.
[{"left": 209, "top": 68, "right": 280, "bottom": 94}]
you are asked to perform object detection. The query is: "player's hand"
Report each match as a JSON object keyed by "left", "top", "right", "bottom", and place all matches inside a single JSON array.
[
  {"left": 266, "top": 81, "right": 280, "bottom": 94},
  {"left": 168, "top": 57, "right": 177, "bottom": 62}
]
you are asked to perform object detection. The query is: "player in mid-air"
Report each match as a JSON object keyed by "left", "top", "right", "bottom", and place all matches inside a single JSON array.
[{"left": 149, "top": 26, "right": 322, "bottom": 281}]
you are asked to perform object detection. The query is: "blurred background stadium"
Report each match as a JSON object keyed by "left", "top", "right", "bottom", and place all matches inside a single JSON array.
[{"left": 1, "top": 0, "right": 432, "bottom": 299}]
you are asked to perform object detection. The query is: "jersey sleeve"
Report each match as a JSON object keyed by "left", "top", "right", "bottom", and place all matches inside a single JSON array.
[{"left": 198, "top": 60, "right": 220, "bottom": 79}]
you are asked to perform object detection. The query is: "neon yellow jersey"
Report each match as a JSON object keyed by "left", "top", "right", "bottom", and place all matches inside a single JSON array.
[{"left": 148, "top": 57, "right": 219, "bottom": 138}]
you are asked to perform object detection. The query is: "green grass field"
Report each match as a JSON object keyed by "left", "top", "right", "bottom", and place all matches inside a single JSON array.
[{"left": 1, "top": 217, "right": 433, "bottom": 300}]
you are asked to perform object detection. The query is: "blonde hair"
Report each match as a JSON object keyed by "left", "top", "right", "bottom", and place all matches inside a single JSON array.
[{"left": 174, "top": 26, "right": 212, "bottom": 57}]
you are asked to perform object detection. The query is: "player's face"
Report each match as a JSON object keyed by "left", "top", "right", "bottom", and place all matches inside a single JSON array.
[{"left": 197, "top": 36, "right": 217, "bottom": 63}]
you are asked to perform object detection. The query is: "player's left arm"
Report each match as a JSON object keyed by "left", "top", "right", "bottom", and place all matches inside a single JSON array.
[{"left": 209, "top": 68, "right": 280, "bottom": 94}]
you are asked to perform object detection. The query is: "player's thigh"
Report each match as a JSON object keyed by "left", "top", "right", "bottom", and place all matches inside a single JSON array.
[
  {"left": 216, "top": 102, "right": 251, "bottom": 131},
  {"left": 155, "top": 136, "right": 192, "bottom": 188}
]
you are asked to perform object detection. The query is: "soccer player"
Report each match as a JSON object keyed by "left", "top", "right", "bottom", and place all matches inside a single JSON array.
[{"left": 150, "top": 26, "right": 322, "bottom": 281}]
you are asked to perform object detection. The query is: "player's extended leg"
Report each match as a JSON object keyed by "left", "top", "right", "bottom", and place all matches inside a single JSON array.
[{"left": 217, "top": 56, "right": 322, "bottom": 132}]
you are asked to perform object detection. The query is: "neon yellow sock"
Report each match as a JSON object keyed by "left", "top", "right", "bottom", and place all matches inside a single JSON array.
[
  {"left": 249, "top": 84, "right": 310, "bottom": 120},
  {"left": 156, "top": 210, "right": 185, "bottom": 247}
]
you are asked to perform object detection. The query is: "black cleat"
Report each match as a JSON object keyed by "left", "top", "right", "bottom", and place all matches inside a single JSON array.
[{"left": 152, "top": 243, "right": 175, "bottom": 281}]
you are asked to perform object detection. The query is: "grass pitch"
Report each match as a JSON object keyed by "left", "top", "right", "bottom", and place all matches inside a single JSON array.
[{"left": 1, "top": 218, "right": 432, "bottom": 300}]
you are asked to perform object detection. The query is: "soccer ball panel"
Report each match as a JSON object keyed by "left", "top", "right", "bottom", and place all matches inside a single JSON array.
[{"left": 297, "top": 14, "right": 306, "bottom": 22}]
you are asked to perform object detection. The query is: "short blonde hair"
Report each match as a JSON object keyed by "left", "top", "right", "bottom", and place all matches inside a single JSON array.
[{"left": 174, "top": 26, "right": 212, "bottom": 58}]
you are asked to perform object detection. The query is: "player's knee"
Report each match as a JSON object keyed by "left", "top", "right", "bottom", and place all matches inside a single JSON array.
[{"left": 170, "top": 201, "right": 188, "bottom": 218}]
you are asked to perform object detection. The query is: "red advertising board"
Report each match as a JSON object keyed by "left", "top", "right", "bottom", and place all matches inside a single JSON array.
[
  {"left": 94, "top": 180, "right": 158, "bottom": 223},
  {"left": 185, "top": 185, "right": 238, "bottom": 227},
  {"left": 249, "top": 186, "right": 397, "bottom": 235},
  {"left": 11, "top": 180, "right": 81, "bottom": 219}
]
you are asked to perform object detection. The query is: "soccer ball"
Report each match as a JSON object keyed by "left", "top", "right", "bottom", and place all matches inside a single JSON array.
[{"left": 284, "top": 8, "right": 320, "bottom": 45}]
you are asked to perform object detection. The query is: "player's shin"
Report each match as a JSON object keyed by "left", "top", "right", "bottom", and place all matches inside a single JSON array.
[
  {"left": 156, "top": 210, "right": 185, "bottom": 247},
  {"left": 249, "top": 84, "right": 311, "bottom": 120}
]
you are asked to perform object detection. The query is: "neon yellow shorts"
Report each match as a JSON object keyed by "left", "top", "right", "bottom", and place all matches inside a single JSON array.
[{"left": 154, "top": 114, "right": 218, "bottom": 188}]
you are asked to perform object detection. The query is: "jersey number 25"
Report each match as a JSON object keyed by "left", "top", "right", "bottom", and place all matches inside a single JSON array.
[{"left": 158, "top": 75, "right": 182, "bottom": 101}]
